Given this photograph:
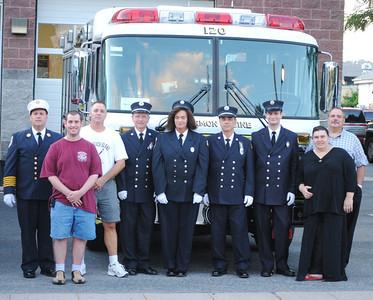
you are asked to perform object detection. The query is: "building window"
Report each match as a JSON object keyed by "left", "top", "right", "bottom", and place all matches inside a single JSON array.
[
  {"left": 37, "top": 23, "right": 77, "bottom": 79},
  {"left": 37, "top": 54, "right": 62, "bottom": 78}
]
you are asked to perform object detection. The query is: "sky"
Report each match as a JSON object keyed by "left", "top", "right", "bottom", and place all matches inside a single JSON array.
[{"left": 343, "top": 0, "right": 373, "bottom": 62}]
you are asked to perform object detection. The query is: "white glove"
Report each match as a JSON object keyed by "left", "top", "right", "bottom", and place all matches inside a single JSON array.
[
  {"left": 286, "top": 192, "right": 295, "bottom": 206},
  {"left": 156, "top": 193, "right": 168, "bottom": 204},
  {"left": 118, "top": 190, "right": 128, "bottom": 201},
  {"left": 193, "top": 193, "right": 203, "bottom": 204},
  {"left": 4, "top": 194, "right": 16, "bottom": 208},
  {"left": 244, "top": 195, "right": 253, "bottom": 207},
  {"left": 203, "top": 194, "right": 209, "bottom": 206}
]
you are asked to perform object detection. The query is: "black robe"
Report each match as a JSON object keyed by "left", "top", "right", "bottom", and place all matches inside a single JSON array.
[{"left": 296, "top": 147, "right": 356, "bottom": 281}]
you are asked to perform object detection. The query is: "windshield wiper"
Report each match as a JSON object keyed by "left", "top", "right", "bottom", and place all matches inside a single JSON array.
[
  {"left": 224, "top": 63, "right": 267, "bottom": 128},
  {"left": 155, "top": 83, "right": 211, "bottom": 132}
]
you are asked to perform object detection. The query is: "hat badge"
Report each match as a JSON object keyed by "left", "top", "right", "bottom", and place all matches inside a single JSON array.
[
  {"left": 180, "top": 100, "right": 185, "bottom": 104},
  {"left": 139, "top": 101, "right": 144, "bottom": 106},
  {"left": 270, "top": 100, "right": 275, "bottom": 105},
  {"left": 224, "top": 106, "right": 229, "bottom": 111}
]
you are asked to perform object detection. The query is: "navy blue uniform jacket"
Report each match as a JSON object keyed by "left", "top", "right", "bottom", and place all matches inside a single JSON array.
[
  {"left": 3, "top": 128, "right": 62, "bottom": 200},
  {"left": 207, "top": 132, "right": 254, "bottom": 205},
  {"left": 116, "top": 128, "right": 157, "bottom": 203},
  {"left": 152, "top": 130, "right": 209, "bottom": 202},
  {"left": 251, "top": 127, "right": 298, "bottom": 206}
]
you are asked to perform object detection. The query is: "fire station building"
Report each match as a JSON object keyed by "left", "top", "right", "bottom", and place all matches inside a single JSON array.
[{"left": 0, "top": 0, "right": 345, "bottom": 159}]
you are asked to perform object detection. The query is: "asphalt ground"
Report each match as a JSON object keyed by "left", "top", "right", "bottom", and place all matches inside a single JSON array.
[{"left": 0, "top": 166, "right": 373, "bottom": 296}]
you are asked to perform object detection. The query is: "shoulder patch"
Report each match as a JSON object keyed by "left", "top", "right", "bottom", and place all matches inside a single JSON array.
[{"left": 8, "top": 136, "right": 13, "bottom": 148}]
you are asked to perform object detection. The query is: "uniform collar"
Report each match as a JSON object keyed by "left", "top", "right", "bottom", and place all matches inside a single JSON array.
[{"left": 32, "top": 127, "right": 46, "bottom": 140}]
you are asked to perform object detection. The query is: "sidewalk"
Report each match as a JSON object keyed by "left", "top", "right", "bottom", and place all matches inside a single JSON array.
[{"left": 1, "top": 292, "right": 373, "bottom": 300}]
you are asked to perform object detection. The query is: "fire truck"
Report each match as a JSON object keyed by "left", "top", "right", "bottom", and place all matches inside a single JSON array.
[{"left": 60, "top": 5, "right": 339, "bottom": 249}]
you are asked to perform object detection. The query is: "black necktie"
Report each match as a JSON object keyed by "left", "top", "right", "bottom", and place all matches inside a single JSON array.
[
  {"left": 37, "top": 132, "right": 42, "bottom": 147},
  {"left": 139, "top": 132, "right": 144, "bottom": 144},
  {"left": 225, "top": 138, "right": 230, "bottom": 151},
  {"left": 178, "top": 133, "right": 183, "bottom": 147},
  {"left": 271, "top": 131, "right": 276, "bottom": 146}
]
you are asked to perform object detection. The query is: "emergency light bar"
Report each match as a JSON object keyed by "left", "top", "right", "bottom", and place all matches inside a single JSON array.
[
  {"left": 110, "top": 7, "right": 305, "bottom": 31},
  {"left": 266, "top": 14, "right": 305, "bottom": 31},
  {"left": 111, "top": 8, "right": 159, "bottom": 23}
]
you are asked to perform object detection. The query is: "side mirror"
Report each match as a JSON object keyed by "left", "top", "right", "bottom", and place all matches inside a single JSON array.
[
  {"left": 71, "top": 49, "right": 90, "bottom": 105},
  {"left": 320, "top": 61, "right": 339, "bottom": 113}
]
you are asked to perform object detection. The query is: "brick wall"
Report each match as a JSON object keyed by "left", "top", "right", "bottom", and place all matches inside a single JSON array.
[
  {"left": 216, "top": 0, "right": 345, "bottom": 68},
  {"left": 2, "top": 0, "right": 36, "bottom": 69},
  {"left": 1, "top": 0, "right": 37, "bottom": 159}
]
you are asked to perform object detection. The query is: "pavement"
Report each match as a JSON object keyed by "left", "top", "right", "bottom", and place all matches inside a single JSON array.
[{"left": 1, "top": 292, "right": 373, "bottom": 300}]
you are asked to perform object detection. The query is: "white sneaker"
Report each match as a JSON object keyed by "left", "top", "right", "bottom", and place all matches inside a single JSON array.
[
  {"left": 80, "top": 263, "right": 86, "bottom": 276},
  {"left": 107, "top": 262, "right": 128, "bottom": 278}
]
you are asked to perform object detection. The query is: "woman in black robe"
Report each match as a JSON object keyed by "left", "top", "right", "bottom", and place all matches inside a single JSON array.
[{"left": 296, "top": 126, "right": 356, "bottom": 281}]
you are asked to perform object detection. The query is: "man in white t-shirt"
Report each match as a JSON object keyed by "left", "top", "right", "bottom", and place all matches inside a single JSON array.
[{"left": 80, "top": 101, "right": 128, "bottom": 278}]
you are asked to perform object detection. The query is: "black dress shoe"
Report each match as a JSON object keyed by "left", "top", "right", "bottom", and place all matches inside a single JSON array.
[
  {"left": 277, "top": 268, "right": 296, "bottom": 277},
  {"left": 127, "top": 268, "right": 137, "bottom": 276},
  {"left": 237, "top": 270, "right": 249, "bottom": 278},
  {"left": 23, "top": 270, "right": 36, "bottom": 279},
  {"left": 166, "top": 269, "right": 177, "bottom": 277},
  {"left": 176, "top": 271, "right": 186, "bottom": 277},
  {"left": 137, "top": 267, "right": 158, "bottom": 275},
  {"left": 211, "top": 269, "right": 227, "bottom": 277},
  {"left": 260, "top": 270, "right": 273, "bottom": 277},
  {"left": 40, "top": 268, "right": 56, "bottom": 277}
]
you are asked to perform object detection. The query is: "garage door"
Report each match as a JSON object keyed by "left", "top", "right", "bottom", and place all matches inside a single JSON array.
[{"left": 35, "top": 0, "right": 214, "bottom": 132}]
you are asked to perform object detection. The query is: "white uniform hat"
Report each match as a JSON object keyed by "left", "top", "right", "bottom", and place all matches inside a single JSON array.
[{"left": 27, "top": 99, "right": 49, "bottom": 114}]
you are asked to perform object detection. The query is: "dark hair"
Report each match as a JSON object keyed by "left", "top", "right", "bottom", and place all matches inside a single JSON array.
[
  {"left": 66, "top": 110, "right": 83, "bottom": 121},
  {"left": 166, "top": 107, "right": 197, "bottom": 131},
  {"left": 312, "top": 125, "right": 329, "bottom": 136}
]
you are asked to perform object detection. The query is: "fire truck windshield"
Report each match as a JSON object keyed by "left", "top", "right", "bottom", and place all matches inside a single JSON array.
[{"left": 99, "top": 36, "right": 318, "bottom": 118}]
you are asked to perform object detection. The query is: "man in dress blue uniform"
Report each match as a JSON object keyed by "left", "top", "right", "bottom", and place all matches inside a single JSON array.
[
  {"left": 117, "top": 101, "right": 158, "bottom": 276},
  {"left": 205, "top": 105, "right": 254, "bottom": 278},
  {"left": 3, "top": 99, "right": 62, "bottom": 278},
  {"left": 251, "top": 100, "right": 298, "bottom": 277}
]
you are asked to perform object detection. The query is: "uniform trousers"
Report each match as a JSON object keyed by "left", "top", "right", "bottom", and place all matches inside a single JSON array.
[
  {"left": 158, "top": 201, "right": 199, "bottom": 272},
  {"left": 345, "top": 185, "right": 362, "bottom": 266},
  {"left": 120, "top": 201, "right": 156, "bottom": 269},
  {"left": 254, "top": 203, "right": 290, "bottom": 272},
  {"left": 211, "top": 204, "right": 250, "bottom": 272},
  {"left": 16, "top": 199, "right": 54, "bottom": 272}
]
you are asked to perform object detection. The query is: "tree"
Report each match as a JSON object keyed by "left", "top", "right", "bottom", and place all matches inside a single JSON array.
[
  {"left": 345, "top": 0, "right": 373, "bottom": 31},
  {"left": 342, "top": 91, "right": 359, "bottom": 107}
]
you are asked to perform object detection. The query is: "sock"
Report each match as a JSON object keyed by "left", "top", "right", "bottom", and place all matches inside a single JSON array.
[
  {"left": 72, "top": 264, "right": 81, "bottom": 272},
  {"left": 55, "top": 264, "right": 65, "bottom": 272},
  {"left": 109, "top": 255, "right": 118, "bottom": 265}
]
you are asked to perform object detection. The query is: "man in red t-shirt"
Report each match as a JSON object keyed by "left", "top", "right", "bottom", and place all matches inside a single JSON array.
[{"left": 41, "top": 111, "right": 102, "bottom": 285}]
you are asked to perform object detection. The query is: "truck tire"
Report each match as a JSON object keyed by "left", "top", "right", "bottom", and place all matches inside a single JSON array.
[{"left": 366, "top": 138, "right": 373, "bottom": 163}]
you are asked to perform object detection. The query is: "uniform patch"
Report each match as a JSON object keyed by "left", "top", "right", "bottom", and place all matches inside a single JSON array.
[
  {"left": 239, "top": 141, "right": 244, "bottom": 155},
  {"left": 77, "top": 151, "right": 88, "bottom": 162}
]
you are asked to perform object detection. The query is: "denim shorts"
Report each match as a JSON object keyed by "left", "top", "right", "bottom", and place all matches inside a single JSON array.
[
  {"left": 51, "top": 201, "right": 96, "bottom": 240},
  {"left": 96, "top": 179, "right": 120, "bottom": 223}
]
